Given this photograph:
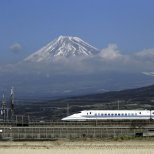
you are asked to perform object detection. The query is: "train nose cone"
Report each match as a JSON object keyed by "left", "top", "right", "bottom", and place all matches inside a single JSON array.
[
  {"left": 61, "top": 117, "right": 69, "bottom": 121},
  {"left": 61, "top": 117, "right": 65, "bottom": 121}
]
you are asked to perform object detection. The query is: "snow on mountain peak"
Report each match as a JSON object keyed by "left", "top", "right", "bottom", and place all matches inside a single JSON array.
[{"left": 24, "top": 35, "right": 99, "bottom": 63}]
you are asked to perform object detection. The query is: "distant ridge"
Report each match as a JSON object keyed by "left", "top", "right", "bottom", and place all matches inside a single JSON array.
[
  {"left": 15, "top": 84, "right": 154, "bottom": 120},
  {"left": 55, "top": 84, "right": 154, "bottom": 106}
]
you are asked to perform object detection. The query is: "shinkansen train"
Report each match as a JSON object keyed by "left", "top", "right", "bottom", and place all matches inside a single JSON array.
[{"left": 62, "top": 110, "right": 154, "bottom": 121}]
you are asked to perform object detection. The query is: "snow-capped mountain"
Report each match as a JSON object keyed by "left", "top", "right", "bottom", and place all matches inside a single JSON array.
[{"left": 24, "top": 35, "right": 99, "bottom": 62}]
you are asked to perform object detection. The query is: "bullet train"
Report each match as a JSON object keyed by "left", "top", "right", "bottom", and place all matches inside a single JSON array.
[{"left": 62, "top": 110, "right": 154, "bottom": 121}]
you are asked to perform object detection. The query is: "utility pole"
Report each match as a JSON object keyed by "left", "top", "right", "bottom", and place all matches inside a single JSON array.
[
  {"left": 1, "top": 94, "right": 6, "bottom": 121},
  {"left": 117, "top": 100, "right": 120, "bottom": 110},
  {"left": 10, "top": 87, "right": 15, "bottom": 120},
  {"left": 67, "top": 103, "right": 70, "bottom": 116}
]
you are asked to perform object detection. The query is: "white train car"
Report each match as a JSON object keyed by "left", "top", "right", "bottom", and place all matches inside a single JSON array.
[{"left": 62, "top": 110, "right": 154, "bottom": 121}]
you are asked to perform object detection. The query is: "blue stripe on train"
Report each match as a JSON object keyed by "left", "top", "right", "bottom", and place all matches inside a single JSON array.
[{"left": 82, "top": 115, "right": 152, "bottom": 118}]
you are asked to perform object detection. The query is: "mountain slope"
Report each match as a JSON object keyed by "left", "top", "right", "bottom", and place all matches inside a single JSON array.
[
  {"left": 24, "top": 35, "right": 99, "bottom": 63},
  {"left": 52, "top": 84, "right": 154, "bottom": 107},
  {"left": 15, "top": 84, "right": 154, "bottom": 120}
]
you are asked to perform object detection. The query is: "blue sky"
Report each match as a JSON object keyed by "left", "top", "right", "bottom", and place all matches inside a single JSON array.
[{"left": 0, "top": 0, "right": 154, "bottom": 64}]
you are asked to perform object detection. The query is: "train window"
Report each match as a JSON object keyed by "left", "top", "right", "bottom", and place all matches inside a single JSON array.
[
  {"left": 139, "top": 112, "right": 141, "bottom": 114},
  {"left": 95, "top": 113, "right": 97, "bottom": 116},
  {"left": 111, "top": 114, "right": 114, "bottom": 116},
  {"left": 115, "top": 114, "right": 117, "bottom": 116},
  {"left": 152, "top": 112, "right": 154, "bottom": 114},
  {"left": 87, "top": 113, "right": 88, "bottom": 115},
  {"left": 135, "top": 113, "right": 137, "bottom": 115},
  {"left": 98, "top": 113, "right": 100, "bottom": 116},
  {"left": 118, "top": 113, "right": 120, "bottom": 116},
  {"left": 90, "top": 112, "right": 91, "bottom": 114},
  {"left": 132, "top": 113, "right": 134, "bottom": 116},
  {"left": 105, "top": 114, "right": 107, "bottom": 116},
  {"left": 121, "top": 113, "right": 124, "bottom": 116},
  {"left": 108, "top": 113, "right": 110, "bottom": 116},
  {"left": 125, "top": 113, "right": 127, "bottom": 116},
  {"left": 101, "top": 113, "right": 103, "bottom": 116}
]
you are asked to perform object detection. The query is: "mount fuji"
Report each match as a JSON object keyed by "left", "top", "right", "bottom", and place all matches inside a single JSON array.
[
  {"left": 1, "top": 35, "right": 154, "bottom": 99},
  {"left": 24, "top": 35, "right": 99, "bottom": 63}
]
